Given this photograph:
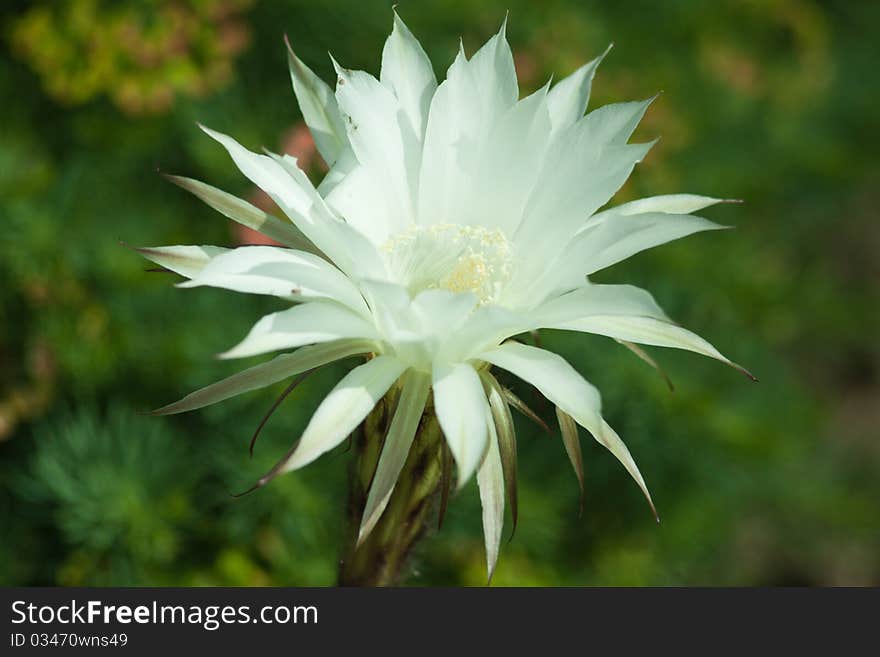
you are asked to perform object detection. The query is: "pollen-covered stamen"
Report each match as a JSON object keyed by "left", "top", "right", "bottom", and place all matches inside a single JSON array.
[{"left": 381, "top": 224, "right": 512, "bottom": 304}]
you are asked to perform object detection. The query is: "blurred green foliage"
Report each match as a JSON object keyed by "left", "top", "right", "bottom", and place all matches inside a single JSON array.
[
  {"left": 1, "top": 0, "right": 878, "bottom": 586},
  {"left": 9, "top": 0, "right": 254, "bottom": 114}
]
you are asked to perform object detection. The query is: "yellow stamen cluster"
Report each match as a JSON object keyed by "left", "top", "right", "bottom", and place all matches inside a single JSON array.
[{"left": 382, "top": 224, "right": 512, "bottom": 304}]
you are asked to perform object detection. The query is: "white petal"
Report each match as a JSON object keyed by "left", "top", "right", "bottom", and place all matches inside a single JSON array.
[
  {"left": 416, "top": 19, "right": 518, "bottom": 228},
  {"left": 135, "top": 245, "right": 228, "bottom": 278},
  {"left": 508, "top": 140, "right": 655, "bottom": 300},
  {"left": 536, "top": 284, "right": 754, "bottom": 378},
  {"left": 200, "top": 125, "right": 386, "bottom": 280},
  {"left": 567, "top": 316, "right": 749, "bottom": 376},
  {"left": 380, "top": 10, "right": 437, "bottom": 141},
  {"left": 536, "top": 284, "right": 670, "bottom": 325},
  {"left": 532, "top": 213, "right": 727, "bottom": 297},
  {"left": 546, "top": 44, "right": 612, "bottom": 133},
  {"left": 466, "top": 17, "right": 518, "bottom": 117},
  {"left": 436, "top": 304, "right": 528, "bottom": 364},
  {"left": 460, "top": 85, "right": 552, "bottom": 235},
  {"left": 282, "top": 355, "right": 407, "bottom": 472},
  {"left": 333, "top": 60, "right": 419, "bottom": 234},
  {"left": 359, "top": 282, "right": 481, "bottom": 369},
  {"left": 577, "top": 212, "right": 727, "bottom": 277},
  {"left": 477, "top": 406, "right": 504, "bottom": 582},
  {"left": 286, "top": 41, "right": 348, "bottom": 166},
  {"left": 358, "top": 368, "right": 431, "bottom": 544},
  {"left": 264, "top": 150, "right": 388, "bottom": 276},
  {"left": 200, "top": 125, "right": 315, "bottom": 220},
  {"left": 165, "top": 175, "right": 318, "bottom": 252},
  {"left": 417, "top": 47, "right": 480, "bottom": 226},
  {"left": 410, "top": 288, "right": 478, "bottom": 336},
  {"left": 478, "top": 342, "right": 655, "bottom": 513},
  {"left": 479, "top": 342, "right": 601, "bottom": 413},
  {"left": 220, "top": 301, "right": 378, "bottom": 360},
  {"left": 178, "top": 245, "right": 368, "bottom": 314},
  {"left": 432, "top": 362, "right": 489, "bottom": 487},
  {"left": 323, "top": 164, "right": 393, "bottom": 245},
  {"left": 150, "top": 339, "right": 375, "bottom": 415},
  {"left": 591, "top": 193, "right": 734, "bottom": 220},
  {"left": 580, "top": 96, "right": 656, "bottom": 146},
  {"left": 358, "top": 280, "right": 426, "bottom": 365},
  {"left": 316, "top": 145, "right": 357, "bottom": 197},
  {"left": 509, "top": 98, "right": 657, "bottom": 274}
]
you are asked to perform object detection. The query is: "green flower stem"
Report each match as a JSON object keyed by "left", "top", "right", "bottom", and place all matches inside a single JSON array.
[{"left": 338, "top": 395, "right": 444, "bottom": 587}]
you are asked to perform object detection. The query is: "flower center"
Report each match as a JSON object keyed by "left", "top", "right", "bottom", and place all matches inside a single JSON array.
[{"left": 381, "top": 224, "right": 512, "bottom": 304}]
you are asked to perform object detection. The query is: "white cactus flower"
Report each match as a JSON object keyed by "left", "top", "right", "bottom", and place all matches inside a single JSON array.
[{"left": 140, "top": 13, "right": 752, "bottom": 580}]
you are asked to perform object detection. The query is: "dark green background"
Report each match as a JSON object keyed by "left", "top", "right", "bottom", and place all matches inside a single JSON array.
[{"left": 2, "top": 0, "right": 878, "bottom": 586}]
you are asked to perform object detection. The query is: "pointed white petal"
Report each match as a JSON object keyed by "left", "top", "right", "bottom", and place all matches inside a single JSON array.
[
  {"left": 532, "top": 211, "right": 726, "bottom": 298},
  {"left": 536, "top": 284, "right": 670, "bottom": 325},
  {"left": 165, "top": 175, "right": 318, "bottom": 252},
  {"left": 477, "top": 407, "right": 505, "bottom": 582},
  {"left": 333, "top": 60, "right": 418, "bottom": 234},
  {"left": 509, "top": 140, "right": 655, "bottom": 299},
  {"left": 220, "top": 301, "right": 379, "bottom": 360},
  {"left": 416, "top": 19, "right": 518, "bottom": 228},
  {"left": 567, "top": 316, "right": 751, "bottom": 377},
  {"left": 178, "top": 245, "right": 368, "bottom": 314},
  {"left": 594, "top": 417, "right": 658, "bottom": 520},
  {"left": 580, "top": 96, "right": 656, "bottom": 146},
  {"left": 576, "top": 212, "right": 727, "bottom": 277},
  {"left": 546, "top": 44, "right": 612, "bottom": 133},
  {"left": 509, "top": 97, "right": 658, "bottom": 282},
  {"left": 286, "top": 41, "right": 348, "bottom": 166},
  {"left": 591, "top": 194, "right": 734, "bottom": 220},
  {"left": 150, "top": 339, "right": 375, "bottom": 415},
  {"left": 460, "top": 85, "right": 553, "bottom": 234},
  {"left": 478, "top": 342, "right": 655, "bottom": 513},
  {"left": 135, "top": 245, "right": 228, "bottom": 278},
  {"left": 480, "top": 342, "right": 601, "bottom": 413},
  {"left": 467, "top": 17, "right": 518, "bottom": 116},
  {"left": 358, "top": 368, "right": 430, "bottom": 544},
  {"left": 536, "top": 284, "right": 754, "bottom": 378},
  {"left": 200, "top": 124, "right": 386, "bottom": 280},
  {"left": 282, "top": 355, "right": 407, "bottom": 472},
  {"left": 432, "top": 362, "right": 489, "bottom": 487},
  {"left": 380, "top": 10, "right": 437, "bottom": 140},
  {"left": 417, "top": 48, "right": 480, "bottom": 226},
  {"left": 200, "top": 124, "right": 315, "bottom": 219}
]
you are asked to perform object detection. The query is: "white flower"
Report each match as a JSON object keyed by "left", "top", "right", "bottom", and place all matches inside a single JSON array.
[{"left": 139, "top": 13, "right": 752, "bottom": 578}]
